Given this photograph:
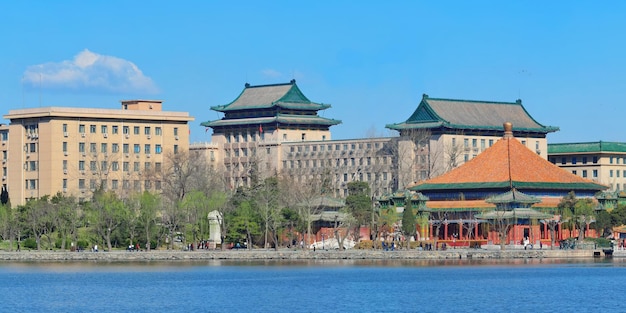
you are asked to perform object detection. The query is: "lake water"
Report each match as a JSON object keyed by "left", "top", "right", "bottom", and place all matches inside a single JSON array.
[{"left": 1, "top": 258, "right": 625, "bottom": 313}]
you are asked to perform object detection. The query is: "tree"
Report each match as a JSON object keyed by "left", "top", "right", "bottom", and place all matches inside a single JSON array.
[
  {"left": 88, "top": 190, "right": 128, "bottom": 251},
  {"left": 0, "top": 185, "right": 9, "bottom": 205},
  {"left": 255, "top": 177, "right": 281, "bottom": 250},
  {"left": 345, "top": 181, "right": 372, "bottom": 242},
  {"left": 18, "top": 196, "right": 54, "bottom": 250},
  {"left": 138, "top": 191, "right": 161, "bottom": 251},
  {"left": 226, "top": 200, "right": 261, "bottom": 249},
  {"left": 50, "top": 192, "right": 80, "bottom": 251},
  {"left": 573, "top": 198, "right": 595, "bottom": 241},
  {"left": 0, "top": 202, "right": 17, "bottom": 251},
  {"left": 401, "top": 196, "right": 416, "bottom": 249}
]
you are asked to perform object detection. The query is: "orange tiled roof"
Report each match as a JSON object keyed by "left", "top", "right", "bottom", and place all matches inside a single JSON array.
[
  {"left": 426, "top": 197, "right": 562, "bottom": 209},
  {"left": 415, "top": 135, "right": 607, "bottom": 191}
]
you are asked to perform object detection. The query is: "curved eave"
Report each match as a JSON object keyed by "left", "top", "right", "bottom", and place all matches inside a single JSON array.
[
  {"left": 412, "top": 181, "right": 607, "bottom": 192},
  {"left": 385, "top": 121, "right": 558, "bottom": 134},
  {"left": 201, "top": 115, "right": 342, "bottom": 128},
  {"left": 211, "top": 102, "right": 330, "bottom": 112}
]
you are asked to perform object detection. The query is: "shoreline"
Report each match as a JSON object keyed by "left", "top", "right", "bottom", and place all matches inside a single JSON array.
[{"left": 0, "top": 248, "right": 621, "bottom": 262}]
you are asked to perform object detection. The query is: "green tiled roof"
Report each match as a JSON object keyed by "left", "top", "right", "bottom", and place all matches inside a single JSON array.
[
  {"left": 413, "top": 181, "right": 606, "bottom": 192},
  {"left": 548, "top": 141, "right": 626, "bottom": 154},
  {"left": 211, "top": 80, "right": 331, "bottom": 112},
  {"left": 386, "top": 94, "right": 559, "bottom": 134},
  {"left": 485, "top": 189, "right": 540, "bottom": 204},
  {"left": 201, "top": 113, "right": 341, "bottom": 128}
]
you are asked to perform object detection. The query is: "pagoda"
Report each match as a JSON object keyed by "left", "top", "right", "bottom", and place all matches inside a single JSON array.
[
  {"left": 410, "top": 122, "right": 607, "bottom": 248},
  {"left": 201, "top": 80, "right": 341, "bottom": 144}
]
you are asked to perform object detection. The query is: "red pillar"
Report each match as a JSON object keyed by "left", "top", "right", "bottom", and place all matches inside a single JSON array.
[
  {"left": 429, "top": 223, "right": 433, "bottom": 240},
  {"left": 459, "top": 221, "right": 463, "bottom": 241},
  {"left": 444, "top": 223, "right": 449, "bottom": 240},
  {"left": 474, "top": 223, "right": 479, "bottom": 240}
]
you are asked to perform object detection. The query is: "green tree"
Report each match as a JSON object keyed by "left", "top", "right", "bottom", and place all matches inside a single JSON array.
[
  {"left": 0, "top": 202, "right": 17, "bottom": 251},
  {"left": 256, "top": 177, "right": 282, "bottom": 249},
  {"left": 88, "top": 190, "right": 129, "bottom": 251},
  {"left": 401, "top": 197, "right": 416, "bottom": 249},
  {"left": 50, "top": 192, "right": 80, "bottom": 250},
  {"left": 138, "top": 191, "right": 161, "bottom": 251},
  {"left": 573, "top": 198, "right": 595, "bottom": 241},
  {"left": 345, "top": 181, "right": 372, "bottom": 243},
  {"left": 226, "top": 200, "right": 260, "bottom": 249},
  {"left": 19, "top": 196, "right": 54, "bottom": 250}
]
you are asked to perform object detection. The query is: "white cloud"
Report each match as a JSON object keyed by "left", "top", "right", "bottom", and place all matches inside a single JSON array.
[
  {"left": 22, "top": 49, "right": 158, "bottom": 94},
  {"left": 261, "top": 69, "right": 283, "bottom": 78}
]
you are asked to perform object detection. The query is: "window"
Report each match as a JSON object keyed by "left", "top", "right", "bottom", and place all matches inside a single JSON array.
[
  {"left": 90, "top": 125, "right": 96, "bottom": 133},
  {"left": 79, "top": 124, "right": 85, "bottom": 134},
  {"left": 144, "top": 127, "right": 151, "bottom": 135},
  {"left": 123, "top": 144, "right": 129, "bottom": 154},
  {"left": 90, "top": 161, "right": 96, "bottom": 171},
  {"left": 134, "top": 162, "right": 140, "bottom": 172},
  {"left": 79, "top": 161, "right": 85, "bottom": 171},
  {"left": 123, "top": 126, "right": 129, "bottom": 134},
  {"left": 112, "top": 143, "right": 119, "bottom": 153},
  {"left": 63, "top": 142, "right": 68, "bottom": 152},
  {"left": 174, "top": 145, "right": 178, "bottom": 154},
  {"left": 582, "top": 170, "right": 587, "bottom": 178},
  {"left": 593, "top": 170, "right": 598, "bottom": 178},
  {"left": 593, "top": 156, "right": 598, "bottom": 164},
  {"left": 101, "top": 161, "right": 107, "bottom": 171},
  {"left": 489, "top": 139, "right": 494, "bottom": 147},
  {"left": 582, "top": 157, "right": 587, "bottom": 164},
  {"left": 610, "top": 157, "right": 614, "bottom": 164},
  {"left": 134, "top": 126, "right": 140, "bottom": 135},
  {"left": 123, "top": 162, "right": 129, "bottom": 172},
  {"left": 174, "top": 127, "right": 179, "bottom": 136},
  {"left": 112, "top": 161, "right": 119, "bottom": 171},
  {"left": 572, "top": 157, "right": 577, "bottom": 165},
  {"left": 112, "top": 180, "right": 118, "bottom": 190},
  {"left": 101, "top": 143, "right": 107, "bottom": 153},
  {"left": 144, "top": 144, "right": 151, "bottom": 154},
  {"left": 561, "top": 158, "right": 566, "bottom": 165},
  {"left": 134, "top": 144, "right": 140, "bottom": 154},
  {"left": 90, "top": 143, "right": 96, "bottom": 153},
  {"left": 29, "top": 143, "right": 37, "bottom": 152},
  {"left": 79, "top": 143, "right": 85, "bottom": 153},
  {"left": 112, "top": 126, "right": 118, "bottom": 134},
  {"left": 155, "top": 162, "right": 162, "bottom": 172},
  {"left": 155, "top": 144, "right": 162, "bottom": 154},
  {"left": 101, "top": 125, "right": 107, "bottom": 134},
  {"left": 63, "top": 178, "right": 67, "bottom": 189},
  {"left": 63, "top": 160, "right": 68, "bottom": 170},
  {"left": 144, "top": 162, "right": 151, "bottom": 171},
  {"left": 464, "top": 139, "right": 469, "bottom": 148},
  {"left": 472, "top": 139, "right": 477, "bottom": 148},
  {"left": 610, "top": 170, "right": 614, "bottom": 178},
  {"left": 63, "top": 124, "right": 68, "bottom": 133},
  {"left": 572, "top": 170, "right": 577, "bottom": 175},
  {"left": 78, "top": 179, "right": 85, "bottom": 189},
  {"left": 480, "top": 139, "right": 485, "bottom": 150},
  {"left": 155, "top": 127, "right": 162, "bottom": 136}
]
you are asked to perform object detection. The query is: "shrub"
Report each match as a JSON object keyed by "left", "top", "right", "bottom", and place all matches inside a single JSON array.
[{"left": 22, "top": 238, "right": 37, "bottom": 250}]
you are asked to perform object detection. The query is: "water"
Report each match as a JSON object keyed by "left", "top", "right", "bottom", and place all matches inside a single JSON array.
[{"left": 1, "top": 259, "right": 625, "bottom": 313}]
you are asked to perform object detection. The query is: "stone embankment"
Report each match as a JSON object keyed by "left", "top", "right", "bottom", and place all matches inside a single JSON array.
[{"left": 0, "top": 248, "right": 617, "bottom": 262}]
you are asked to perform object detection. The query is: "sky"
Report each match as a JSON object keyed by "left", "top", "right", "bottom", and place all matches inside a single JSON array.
[{"left": 1, "top": 1, "right": 625, "bottom": 144}]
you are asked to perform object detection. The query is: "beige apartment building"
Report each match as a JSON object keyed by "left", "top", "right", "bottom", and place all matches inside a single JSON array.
[
  {"left": 2, "top": 100, "right": 193, "bottom": 205},
  {"left": 548, "top": 141, "right": 626, "bottom": 191}
]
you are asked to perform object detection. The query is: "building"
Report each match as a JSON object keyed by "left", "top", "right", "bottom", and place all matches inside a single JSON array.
[
  {"left": 386, "top": 94, "right": 559, "bottom": 188},
  {"left": 2, "top": 100, "right": 193, "bottom": 205},
  {"left": 409, "top": 123, "right": 606, "bottom": 247},
  {"left": 201, "top": 80, "right": 400, "bottom": 197},
  {"left": 548, "top": 141, "right": 626, "bottom": 192}
]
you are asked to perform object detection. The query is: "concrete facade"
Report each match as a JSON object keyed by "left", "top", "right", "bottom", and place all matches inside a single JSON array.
[{"left": 2, "top": 100, "right": 193, "bottom": 205}]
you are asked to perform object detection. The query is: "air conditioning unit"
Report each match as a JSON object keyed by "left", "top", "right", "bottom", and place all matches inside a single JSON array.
[
  {"left": 81, "top": 153, "right": 86, "bottom": 158},
  {"left": 2, "top": 159, "right": 5, "bottom": 164},
  {"left": 125, "top": 153, "right": 129, "bottom": 158},
  {"left": 1, "top": 141, "right": 5, "bottom": 145},
  {"left": 147, "top": 135, "right": 151, "bottom": 139},
  {"left": 103, "top": 133, "right": 108, "bottom": 138},
  {"left": 125, "top": 134, "right": 129, "bottom": 139},
  {"left": 33, "top": 134, "right": 38, "bottom": 139},
  {"left": 63, "top": 169, "right": 68, "bottom": 174},
  {"left": 1, "top": 176, "right": 6, "bottom": 180},
  {"left": 175, "top": 135, "right": 179, "bottom": 140},
  {"left": 64, "top": 151, "right": 68, "bottom": 156},
  {"left": 63, "top": 132, "right": 68, "bottom": 137},
  {"left": 26, "top": 153, "right": 30, "bottom": 158},
  {"left": 146, "top": 154, "right": 151, "bottom": 158},
  {"left": 81, "top": 133, "right": 86, "bottom": 138},
  {"left": 80, "top": 170, "right": 85, "bottom": 175},
  {"left": 63, "top": 188, "right": 67, "bottom": 193}
]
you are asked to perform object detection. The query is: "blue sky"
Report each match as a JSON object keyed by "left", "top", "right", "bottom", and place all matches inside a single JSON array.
[{"left": 1, "top": 2, "right": 625, "bottom": 144}]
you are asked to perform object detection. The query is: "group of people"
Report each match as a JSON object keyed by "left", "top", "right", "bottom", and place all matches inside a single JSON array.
[{"left": 127, "top": 243, "right": 141, "bottom": 252}]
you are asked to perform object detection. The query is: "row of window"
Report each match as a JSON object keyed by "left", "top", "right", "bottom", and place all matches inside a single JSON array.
[
  {"left": 65, "top": 123, "right": 178, "bottom": 136},
  {"left": 281, "top": 156, "right": 391, "bottom": 169},
  {"left": 69, "top": 178, "right": 162, "bottom": 191},
  {"left": 288, "top": 142, "right": 382, "bottom": 153},
  {"left": 551, "top": 156, "right": 599, "bottom": 165},
  {"left": 65, "top": 160, "right": 162, "bottom": 173},
  {"left": 62, "top": 142, "right": 167, "bottom": 155}
]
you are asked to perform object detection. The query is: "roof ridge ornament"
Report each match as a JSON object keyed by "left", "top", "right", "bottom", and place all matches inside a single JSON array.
[{"left": 503, "top": 122, "right": 513, "bottom": 138}]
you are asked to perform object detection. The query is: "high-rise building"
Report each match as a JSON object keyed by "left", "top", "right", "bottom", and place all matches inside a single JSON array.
[{"left": 2, "top": 100, "right": 193, "bottom": 205}]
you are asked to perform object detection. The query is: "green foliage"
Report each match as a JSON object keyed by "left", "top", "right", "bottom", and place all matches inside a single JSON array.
[
  {"left": 345, "top": 182, "right": 372, "bottom": 226},
  {"left": 22, "top": 238, "right": 37, "bottom": 249},
  {"left": 401, "top": 206, "right": 416, "bottom": 237}
]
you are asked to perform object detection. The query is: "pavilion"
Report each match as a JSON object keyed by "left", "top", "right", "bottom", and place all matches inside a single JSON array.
[{"left": 410, "top": 122, "right": 607, "bottom": 248}]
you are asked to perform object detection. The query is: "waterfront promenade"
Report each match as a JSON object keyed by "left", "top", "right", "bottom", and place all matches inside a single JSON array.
[{"left": 0, "top": 248, "right": 620, "bottom": 262}]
